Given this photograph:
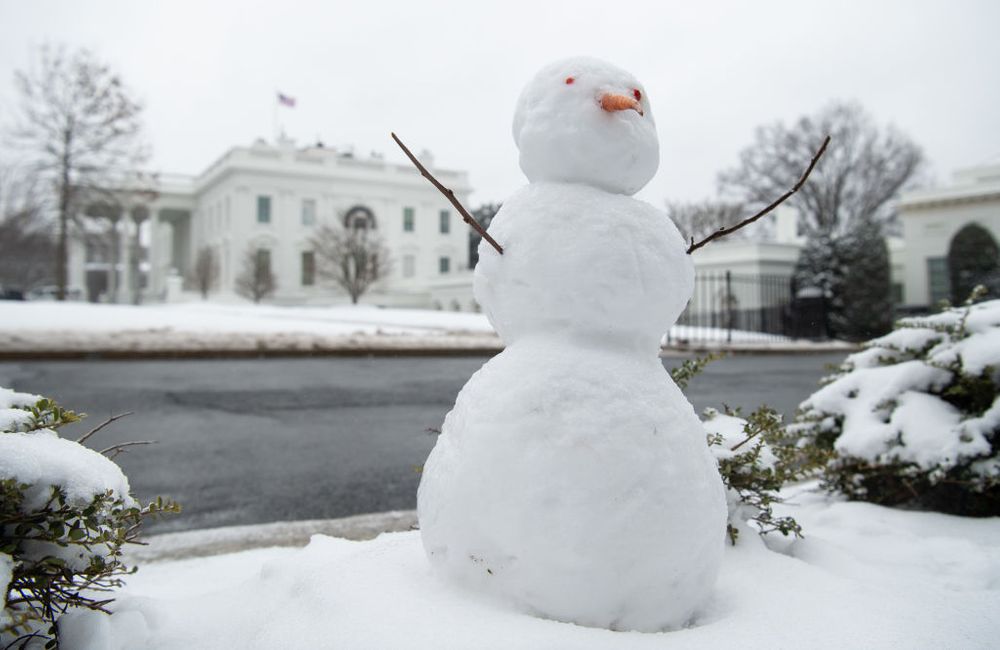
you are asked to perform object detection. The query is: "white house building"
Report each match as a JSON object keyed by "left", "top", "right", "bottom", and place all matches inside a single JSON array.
[
  {"left": 897, "top": 162, "right": 1000, "bottom": 308},
  {"left": 139, "top": 138, "right": 477, "bottom": 309}
]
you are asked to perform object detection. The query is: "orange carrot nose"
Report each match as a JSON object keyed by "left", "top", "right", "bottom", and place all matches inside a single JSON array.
[{"left": 600, "top": 93, "right": 643, "bottom": 116}]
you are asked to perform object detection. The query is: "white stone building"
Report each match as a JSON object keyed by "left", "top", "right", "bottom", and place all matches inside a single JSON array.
[
  {"left": 897, "top": 162, "right": 1000, "bottom": 308},
  {"left": 141, "top": 139, "right": 477, "bottom": 309}
]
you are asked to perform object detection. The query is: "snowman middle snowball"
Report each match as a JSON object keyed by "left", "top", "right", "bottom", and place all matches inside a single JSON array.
[{"left": 416, "top": 57, "right": 726, "bottom": 633}]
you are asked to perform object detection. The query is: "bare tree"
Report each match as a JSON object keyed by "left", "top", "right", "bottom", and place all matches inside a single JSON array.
[
  {"left": 310, "top": 224, "right": 390, "bottom": 304},
  {"left": 8, "top": 44, "right": 148, "bottom": 300},
  {"left": 191, "top": 246, "right": 219, "bottom": 299},
  {"left": 234, "top": 247, "right": 276, "bottom": 304},
  {"left": 665, "top": 200, "right": 748, "bottom": 244},
  {"left": 0, "top": 165, "right": 54, "bottom": 293},
  {"left": 719, "top": 102, "right": 922, "bottom": 238}
]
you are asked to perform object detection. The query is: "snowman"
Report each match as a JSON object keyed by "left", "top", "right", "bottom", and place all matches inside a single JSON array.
[{"left": 416, "top": 57, "right": 726, "bottom": 632}]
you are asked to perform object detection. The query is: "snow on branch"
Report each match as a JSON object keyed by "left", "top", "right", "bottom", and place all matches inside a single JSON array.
[
  {"left": 391, "top": 133, "right": 504, "bottom": 255},
  {"left": 686, "top": 136, "right": 831, "bottom": 254}
]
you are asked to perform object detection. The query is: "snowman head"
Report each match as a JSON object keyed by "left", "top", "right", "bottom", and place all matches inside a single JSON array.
[{"left": 513, "top": 57, "right": 659, "bottom": 196}]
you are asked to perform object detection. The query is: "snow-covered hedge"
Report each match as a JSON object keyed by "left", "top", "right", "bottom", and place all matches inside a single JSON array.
[
  {"left": 1, "top": 388, "right": 179, "bottom": 648},
  {"left": 791, "top": 292, "right": 1000, "bottom": 515}
]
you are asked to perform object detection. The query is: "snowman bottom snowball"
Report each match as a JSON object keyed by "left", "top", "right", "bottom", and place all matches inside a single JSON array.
[{"left": 417, "top": 340, "right": 726, "bottom": 632}]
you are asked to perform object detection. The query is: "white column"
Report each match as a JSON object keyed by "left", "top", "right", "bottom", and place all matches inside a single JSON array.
[{"left": 118, "top": 217, "right": 132, "bottom": 304}]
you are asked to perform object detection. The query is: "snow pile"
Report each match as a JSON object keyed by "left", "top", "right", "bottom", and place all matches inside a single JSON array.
[
  {"left": 0, "top": 387, "right": 41, "bottom": 433},
  {"left": 2, "top": 388, "right": 133, "bottom": 513},
  {"left": 418, "top": 57, "right": 725, "bottom": 632},
  {"left": 791, "top": 298, "right": 1000, "bottom": 511},
  {"left": 0, "top": 430, "right": 135, "bottom": 512},
  {"left": 59, "top": 489, "right": 1000, "bottom": 649}
]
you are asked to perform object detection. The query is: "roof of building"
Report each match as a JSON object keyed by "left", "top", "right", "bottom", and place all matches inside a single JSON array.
[{"left": 900, "top": 162, "right": 1000, "bottom": 210}]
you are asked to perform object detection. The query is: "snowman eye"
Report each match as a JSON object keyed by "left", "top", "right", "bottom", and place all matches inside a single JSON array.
[
  {"left": 633, "top": 89, "right": 642, "bottom": 101},
  {"left": 565, "top": 77, "right": 575, "bottom": 85}
]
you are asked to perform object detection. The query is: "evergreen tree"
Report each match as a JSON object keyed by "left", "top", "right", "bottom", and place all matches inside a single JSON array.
[
  {"left": 948, "top": 223, "right": 1000, "bottom": 303},
  {"left": 835, "top": 218, "right": 893, "bottom": 341},
  {"left": 469, "top": 202, "right": 501, "bottom": 268},
  {"left": 793, "top": 231, "right": 843, "bottom": 337},
  {"left": 794, "top": 219, "right": 892, "bottom": 342}
]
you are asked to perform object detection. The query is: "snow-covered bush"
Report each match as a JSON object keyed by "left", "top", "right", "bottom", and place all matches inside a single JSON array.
[
  {"left": 669, "top": 357, "right": 821, "bottom": 544},
  {"left": 791, "top": 290, "right": 1000, "bottom": 516},
  {"left": 703, "top": 407, "right": 818, "bottom": 544},
  {"left": 1, "top": 388, "right": 180, "bottom": 648}
]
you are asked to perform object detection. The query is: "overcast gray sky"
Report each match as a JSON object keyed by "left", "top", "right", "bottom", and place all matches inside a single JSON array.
[{"left": 1, "top": 0, "right": 998, "bottom": 207}]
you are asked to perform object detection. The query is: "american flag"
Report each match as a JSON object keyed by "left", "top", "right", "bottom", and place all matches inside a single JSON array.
[{"left": 277, "top": 92, "right": 296, "bottom": 108}]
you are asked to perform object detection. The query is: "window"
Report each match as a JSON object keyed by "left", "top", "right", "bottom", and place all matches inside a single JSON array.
[
  {"left": 301, "top": 199, "right": 316, "bottom": 226},
  {"left": 890, "top": 283, "right": 904, "bottom": 305},
  {"left": 403, "top": 254, "right": 416, "bottom": 278},
  {"left": 439, "top": 209, "right": 450, "bottom": 234},
  {"left": 927, "top": 257, "right": 950, "bottom": 305},
  {"left": 403, "top": 207, "right": 415, "bottom": 232},
  {"left": 344, "top": 205, "right": 375, "bottom": 231},
  {"left": 301, "top": 251, "right": 315, "bottom": 286},
  {"left": 439, "top": 256, "right": 450, "bottom": 274},
  {"left": 256, "top": 249, "right": 271, "bottom": 274},
  {"left": 256, "top": 196, "right": 272, "bottom": 224}
]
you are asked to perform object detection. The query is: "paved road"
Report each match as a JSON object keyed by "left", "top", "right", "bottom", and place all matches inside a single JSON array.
[{"left": 0, "top": 352, "right": 844, "bottom": 533}]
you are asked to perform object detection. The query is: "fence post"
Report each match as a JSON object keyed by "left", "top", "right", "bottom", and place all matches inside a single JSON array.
[{"left": 725, "top": 270, "right": 733, "bottom": 344}]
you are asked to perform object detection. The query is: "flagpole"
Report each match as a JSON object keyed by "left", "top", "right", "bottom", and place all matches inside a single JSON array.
[{"left": 272, "top": 90, "right": 278, "bottom": 143}]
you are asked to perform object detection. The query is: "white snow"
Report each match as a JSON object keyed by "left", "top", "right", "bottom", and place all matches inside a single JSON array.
[
  {"left": 0, "top": 301, "right": 493, "bottom": 335},
  {"left": 417, "top": 57, "right": 725, "bottom": 632},
  {"left": 0, "top": 387, "right": 41, "bottom": 433},
  {"left": 0, "top": 387, "right": 41, "bottom": 409},
  {"left": 0, "top": 553, "right": 11, "bottom": 629},
  {"left": 0, "top": 301, "right": 501, "bottom": 354},
  {"left": 0, "top": 429, "right": 135, "bottom": 511},
  {"left": 58, "top": 488, "right": 1000, "bottom": 649}
]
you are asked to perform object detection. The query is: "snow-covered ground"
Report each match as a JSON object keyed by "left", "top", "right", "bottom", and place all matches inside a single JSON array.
[
  {"left": 0, "top": 302, "right": 839, "bottom": 355},
  {"left": 0, "top": 302, "right": 501, "bottom": 354},
  {"left": 62, "top": 485, "right": 1000, "bottom": 649}
]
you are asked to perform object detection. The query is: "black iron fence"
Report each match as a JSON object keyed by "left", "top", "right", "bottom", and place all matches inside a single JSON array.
[{"left": 666, "top": 271, "right": 817, "bottom": 345}]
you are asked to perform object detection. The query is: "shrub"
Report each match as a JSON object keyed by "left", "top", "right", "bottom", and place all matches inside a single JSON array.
[
  {"left": 790, "top": 288, "right": 1000, "bottom": 516},
  {"left": 1, "top": 388, "right": 179, "bottom": 648},
  {"left": 669, "top": 356, "right": 823, "bottom": 544},
  {"left": 702, "top": 406, "right": 823, "bottom": 544}
]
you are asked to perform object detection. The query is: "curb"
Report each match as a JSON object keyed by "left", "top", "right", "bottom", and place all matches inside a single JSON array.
[{"left": 128, "top": 511, "right": 418, "bottom": 563}]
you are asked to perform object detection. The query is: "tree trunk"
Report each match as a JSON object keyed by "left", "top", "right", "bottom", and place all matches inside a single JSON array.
[
  {"left": 57, "top": 131, "right": 72, "bottom": 301},
  {"left": 57, "top": 166, "right": 70, "bottom": 301}
]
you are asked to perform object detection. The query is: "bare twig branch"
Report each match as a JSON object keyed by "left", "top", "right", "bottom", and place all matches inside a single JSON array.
[
  {"left": 687, "top": 135, "right": 831, "bottom": 254},
  {"left": 99, "top": 440, "right": 155, "bottom": 459},
  {"left": 77, "top": 411, "right": 134, "bottom": 444},
  {"left": 730, "top": 429, "right": 763, "bottom": 452},
  {"left": 391, "top": 132, "right": 504, "bottom": 255}
]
